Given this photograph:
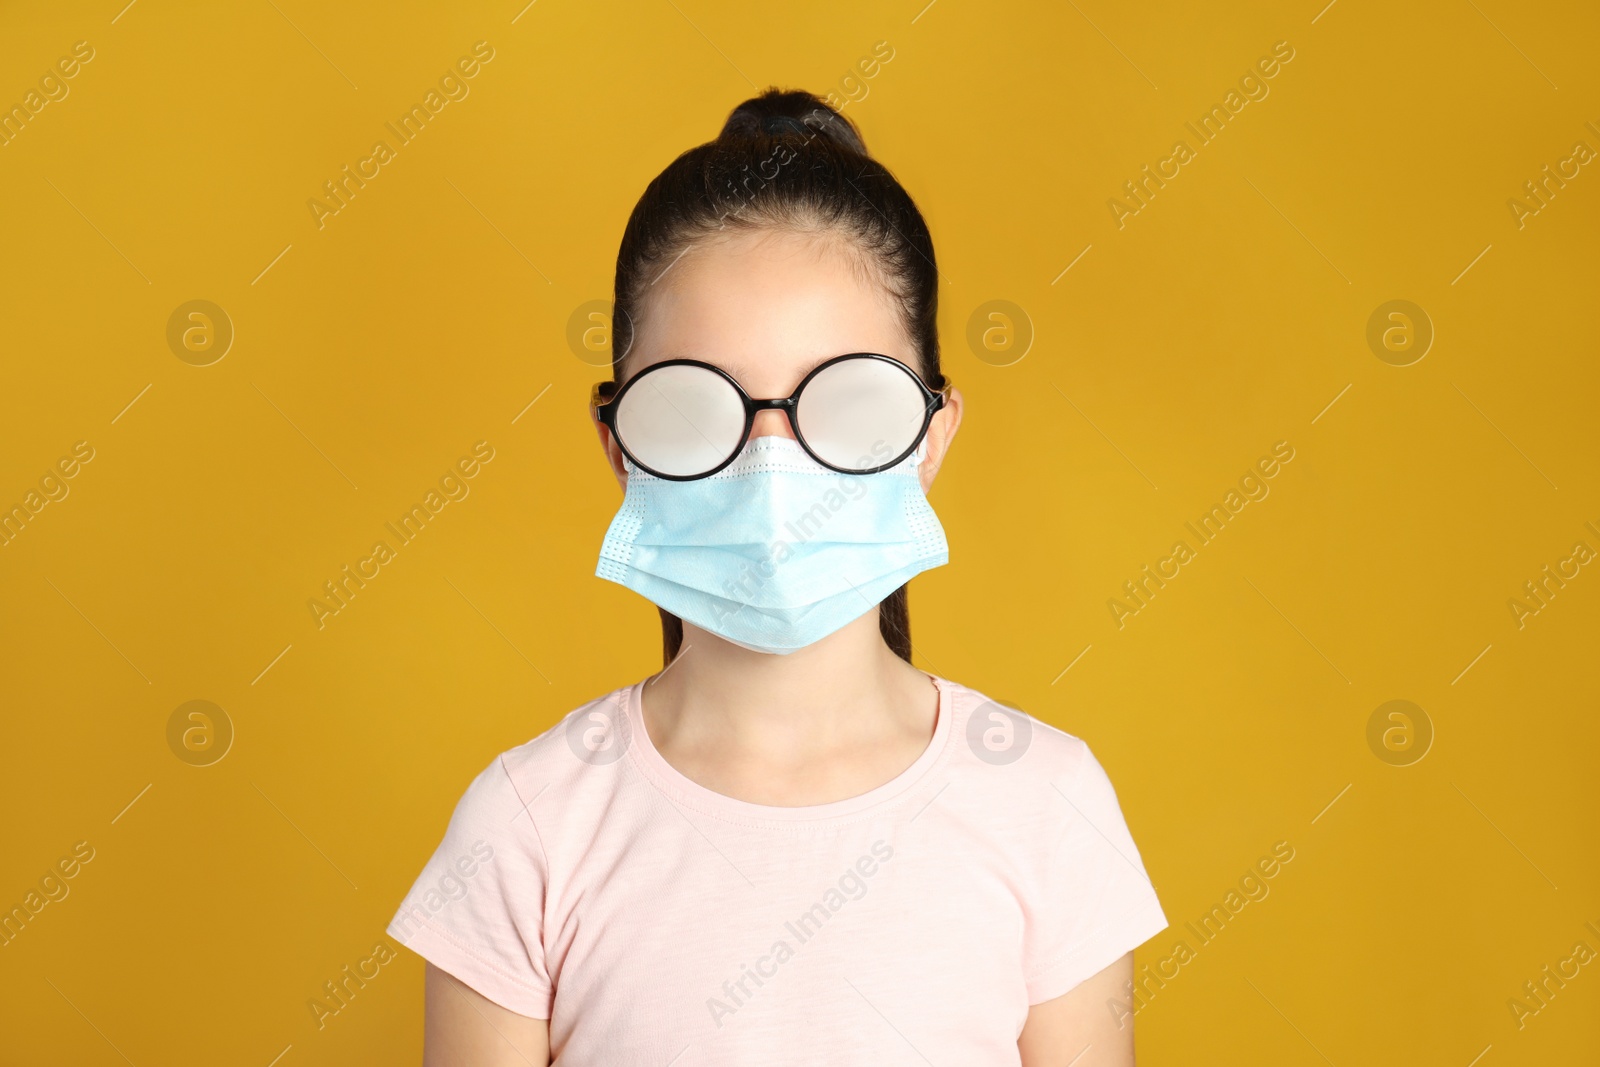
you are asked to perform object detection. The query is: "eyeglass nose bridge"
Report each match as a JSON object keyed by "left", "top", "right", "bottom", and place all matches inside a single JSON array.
[
  {"left": 745, "top": 395, "right": 800, "bottom": 435},
  {"left": 748, "top": 395, "right": 799, "bottom": 412}
]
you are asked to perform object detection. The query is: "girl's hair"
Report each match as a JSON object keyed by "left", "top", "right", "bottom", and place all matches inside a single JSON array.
[{"left": 609, "top": 87, "right": 943, "bottom": 667}]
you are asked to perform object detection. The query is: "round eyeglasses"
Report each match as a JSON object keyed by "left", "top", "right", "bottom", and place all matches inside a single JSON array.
[{"left": 590, "top": 353, "right": 952, "bottom": 481}]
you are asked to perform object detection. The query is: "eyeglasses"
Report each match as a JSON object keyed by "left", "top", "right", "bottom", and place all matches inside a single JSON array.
[{"left": 590, "top": 353, "right": 952, "bottom": 481}]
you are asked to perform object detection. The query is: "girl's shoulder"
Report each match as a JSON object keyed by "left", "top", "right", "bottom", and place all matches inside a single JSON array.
[
  {"left": 937, "top": 675, "right": 1102, "bottom": 786},
  {"left": 439, "top": 681, "right": 643, "bottom": 830},
  {"left": 939, "top": 677, "right": 1162, "bottom": 930},
  {"left": 505, "top": 680, "right": 639, "bottom": 774}
]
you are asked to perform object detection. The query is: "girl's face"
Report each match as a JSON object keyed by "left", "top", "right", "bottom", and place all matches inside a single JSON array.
[{"left": 593, "top": 227, "right": 963, "bottom": 494}]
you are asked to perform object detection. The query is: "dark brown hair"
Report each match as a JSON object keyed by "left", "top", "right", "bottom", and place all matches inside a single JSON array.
[{"left": 609, "top": 87, "right": 943, "bottom": 667}]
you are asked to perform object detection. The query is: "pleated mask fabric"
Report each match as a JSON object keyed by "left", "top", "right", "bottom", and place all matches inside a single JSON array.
[{"left": 596, "top": 435, "right": 948, "bottom": 654}]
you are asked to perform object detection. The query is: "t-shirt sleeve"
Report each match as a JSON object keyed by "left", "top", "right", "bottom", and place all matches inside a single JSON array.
[
  {"left": 1023, "top": 739, "right": 1169, "bottom": 1005},
  {"left": 386, "top": 753, "right": 555, "bottom": 1019}
]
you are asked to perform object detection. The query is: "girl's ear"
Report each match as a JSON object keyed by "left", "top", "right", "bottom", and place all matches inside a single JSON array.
[
  {"left": 918, "top": 385, "right": 963, "bottom": 494},
  {"left": 591, "top": 405, "right": 629, "bottom": 491}
]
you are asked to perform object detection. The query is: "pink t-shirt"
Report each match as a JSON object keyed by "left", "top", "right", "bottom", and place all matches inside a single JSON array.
[{"left": 387, "top": 674, "right": 1167, "bottom": 1064}]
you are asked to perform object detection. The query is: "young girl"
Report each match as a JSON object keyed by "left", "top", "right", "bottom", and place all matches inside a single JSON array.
[{"left": 389, "top": 89, "right": 1167, "bottom": 1066}]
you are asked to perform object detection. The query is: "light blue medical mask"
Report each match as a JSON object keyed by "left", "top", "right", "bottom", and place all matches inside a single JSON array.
[{"left": 596, "top": 435, "right": 948, "bottom": 655}]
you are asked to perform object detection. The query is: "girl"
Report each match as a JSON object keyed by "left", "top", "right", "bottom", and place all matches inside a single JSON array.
[{"left": 389, "top": 89, "right": 1167, "bottom": 1066}]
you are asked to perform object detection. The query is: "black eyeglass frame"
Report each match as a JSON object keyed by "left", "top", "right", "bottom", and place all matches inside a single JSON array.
[{"left": 590, "top": 352, "right": 953, "bottom": 481}]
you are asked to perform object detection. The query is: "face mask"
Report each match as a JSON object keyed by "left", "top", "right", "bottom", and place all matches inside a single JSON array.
[{"left": 596, "top": 434, "right": 948, "bottom": 655}]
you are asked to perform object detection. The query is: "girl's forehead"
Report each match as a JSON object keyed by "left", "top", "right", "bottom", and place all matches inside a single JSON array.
[{"left": 629, "top": 230, "right": 910, "bottom": 389}]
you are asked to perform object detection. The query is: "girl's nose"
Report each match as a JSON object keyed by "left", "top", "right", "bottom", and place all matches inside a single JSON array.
[{"left": 749, "top": 408, "right": 797, "bottom": 440}]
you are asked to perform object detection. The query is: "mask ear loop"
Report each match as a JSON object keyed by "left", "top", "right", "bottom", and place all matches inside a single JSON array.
[{"left": 890, "top": 435, "right": 932, "bottom": 498}]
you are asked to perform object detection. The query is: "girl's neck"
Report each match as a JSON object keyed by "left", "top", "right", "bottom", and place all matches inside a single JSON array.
[{"left": 638, "top": 610, "right": 940, "bottom": 805}]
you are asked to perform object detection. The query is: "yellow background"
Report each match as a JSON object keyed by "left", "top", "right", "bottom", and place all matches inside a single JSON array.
[{"left": 2, "top": 0, "right": 1596, "bottom": 1063}]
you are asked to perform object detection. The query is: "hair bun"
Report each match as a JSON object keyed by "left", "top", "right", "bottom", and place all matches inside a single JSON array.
[{"left": 718, "top": 88, "right": 867, "bottom": 156}]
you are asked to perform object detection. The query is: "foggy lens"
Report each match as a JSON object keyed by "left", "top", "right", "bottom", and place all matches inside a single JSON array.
[
  {"left": 615, "top": 364, "right": 746, "bottom": 477},
  {"left": 796, "top": 357, "right": 928, "bottom": 470}
]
